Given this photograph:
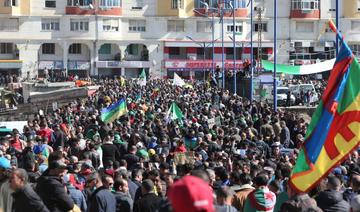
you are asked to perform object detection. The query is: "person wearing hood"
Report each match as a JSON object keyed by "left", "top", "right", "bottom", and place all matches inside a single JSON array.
[{"left": 315, "top": 176, "right": 350, "bottom": 212}]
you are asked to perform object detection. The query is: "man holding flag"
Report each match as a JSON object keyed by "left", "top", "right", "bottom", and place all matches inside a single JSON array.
[{"left": 289, "top": 20, "right": 360, "bottom": 194}]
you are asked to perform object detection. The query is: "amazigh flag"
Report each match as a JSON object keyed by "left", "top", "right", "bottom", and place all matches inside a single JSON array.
[
  {"left": 290, "top": 21, "right": 360, "bottom": 192},
  {"left": 166, "top": 102, "right": 184, "bottom": 121},
  {"left": 138, "top": 69, "right": 146, "bottom": 86},
  {"left": 100, "top": 98, "right": 128, "bottom": 124}
]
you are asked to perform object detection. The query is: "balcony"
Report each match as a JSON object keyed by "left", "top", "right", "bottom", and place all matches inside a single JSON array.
[
  {"left": 290, "top": 9, "right": 319, "bottom": 19},
  {"left": 194, "top": 8, "right": 248, "bottom": 18},
  {"left": 66, "top": 0, "right": 122, "bottom": 16},
  {"left": 290, "top": 0, "right": 320, "bottom": 19}
]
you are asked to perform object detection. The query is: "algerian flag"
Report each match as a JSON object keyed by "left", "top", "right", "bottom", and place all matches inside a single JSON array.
[
  {"left": 166, "top": 102, "right": 184, "bottom": 121},
  {"left": 262, "top": 59, "right": 335, "bottom": 75},
  {"left": 138, "top": 69, "right": 146, "bottom": 86},
  {"left": 173, "top": 73, "right": 185, "bottom": 87}
]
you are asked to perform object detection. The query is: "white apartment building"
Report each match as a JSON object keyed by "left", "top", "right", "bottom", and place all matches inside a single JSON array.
[{"left": 0, "top": 0, "right": 357, "bottom": 80}]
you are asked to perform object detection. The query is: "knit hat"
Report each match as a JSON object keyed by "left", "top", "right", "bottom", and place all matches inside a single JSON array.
[
  {"left": 168, "top": 176, "right": 214, "bottom": 212},
  {"left": 246, "top": 187, "right": 276, "bottom": 211}
]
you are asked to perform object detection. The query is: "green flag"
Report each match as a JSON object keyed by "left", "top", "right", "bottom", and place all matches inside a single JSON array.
[
  {"left": 166, "top": 102, "right": 184, "bottom": 120},
  {"left": 138, "top": 69, "right": 146, "bottom": 86}
]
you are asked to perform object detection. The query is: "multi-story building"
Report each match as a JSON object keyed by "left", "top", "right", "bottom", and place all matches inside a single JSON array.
[{"left": 0, "top": 0, "right": 355, "bottom": 80}]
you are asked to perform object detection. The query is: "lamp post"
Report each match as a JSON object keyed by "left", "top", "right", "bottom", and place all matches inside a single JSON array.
[
  {"left": 273, "top": 0, "right": 277, "bottom": 112},
  {"left": 89, "top": 3, "right": 98, "bottom": 78},
  {"left": 186, "top": 36, "right": 217, "bottom": 81},
  {"left": 221, "top": 1, "right": 225, "bottom": 89},
  {"left": 194, "top": 1, "right": 217, "bottom": 78},
  {"left": 250, "top": 0, "right": 254, "bottom": 102},
  {"left": 230, "top": 0, "right": 237, "bottom": 95}
]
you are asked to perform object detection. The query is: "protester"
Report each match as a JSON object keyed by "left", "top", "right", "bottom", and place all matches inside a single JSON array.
[
  {"left": 0, "top": 77, "right": 358, "bottom": 212},
  {"left": 10, "top": 168, "right": 49, "bottom": 212}
]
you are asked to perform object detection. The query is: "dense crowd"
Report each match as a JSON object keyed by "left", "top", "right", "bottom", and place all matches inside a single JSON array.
[{"left": 0, "top": 78, "right": 359, "bottom": 212}]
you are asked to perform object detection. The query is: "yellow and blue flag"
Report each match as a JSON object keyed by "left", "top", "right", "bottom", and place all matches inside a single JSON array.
[
  {"left": 100, "top": 98, "right": 128, "bottom": 123},
  {"left": 290, "top": 21, "right": 360, "bottom": 192}
]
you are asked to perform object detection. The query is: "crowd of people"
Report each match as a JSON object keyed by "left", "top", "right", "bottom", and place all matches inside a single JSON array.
[{"left": 0, "top": 78, "right": 359, "bottom": 212}]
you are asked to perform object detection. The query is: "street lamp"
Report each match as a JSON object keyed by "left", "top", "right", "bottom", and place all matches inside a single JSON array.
[
  {"left": 89, "top": 3, "right": 98, "bottom": 78},
  {"left": 186, "top": 36, "right": 218, "bottom": 82},
  {"left": 249, "top": 0, "right": 254, "bottom": 103},
  {"left": 193, "top": 1, "right": 217, "bottom": 78},
  {"left": 229, "top": 0, "right": 237, "bottom": 95},
  {"left": 273, "top": 0, "right": 277, "bottom": 112}
]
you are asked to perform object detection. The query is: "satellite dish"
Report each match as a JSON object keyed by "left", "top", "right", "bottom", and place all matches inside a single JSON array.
[{"left": 89, "top": 3, "right": 94, "bottom": 9}]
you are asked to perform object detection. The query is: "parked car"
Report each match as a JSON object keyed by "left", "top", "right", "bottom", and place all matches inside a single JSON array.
[{"left": 277, "top": 87, "right": 296, "bottom": 106}]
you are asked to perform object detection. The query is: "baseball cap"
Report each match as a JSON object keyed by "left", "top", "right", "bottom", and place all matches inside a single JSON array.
[{"left": 168, "top": 176, "right": 214, "bottom": 212}]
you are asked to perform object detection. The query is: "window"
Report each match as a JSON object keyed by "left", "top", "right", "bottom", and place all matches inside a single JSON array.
[
  {"left": 350, "top": 44, "right": 360, "bottom": 59},
  {"left": 128, "top": 20, "right": 146, "bottom": 32},
  {"left": 127, "top": 44, "right": 138, "bottom": 55},
  {"left": 67, "top": 0, "right": 92, "bottom": 7},
  {"left": 254, "top": 22, "right": 267, "bottom": 32},
  {"left": 227, "top": 23, "right": 243, "bottom": 34},
  {"left": 132, "top": 0, "right": 143, "bottom": 9},
  {"left": 171, "top": 0, "right": 183, "bottom": 9},
  {"left": 329, "top": 0, "right": 335, "bottom": 11},
  {"left": 45, "top": 0, "right": 56, "bottom": 8},
  {"left": 4, "top": 0, "right": 18, "bottom": 7},
  {"left": 69, "top": 44, "right": 82, "bottom": 54},
  {"left": 103, "top": 18, "right": 119, "bottom": 31},
  {"left": 42, "top": 43, "right": 55, "bottom": 55},
  {"left": 291, "top": 0, "right": 319, "bottom": 10},
  {"left": 296, "top": 22, "right": 314, "bottom": 32},
  {"left": 70, "top": 19, "right": 89, "bottom": 31},
  {"left": 99, "top": 44, "right": 111, "bottom": 54},
  {"left": 197, "top": 21, "right": 212, "bottom": 33},
  {"left": 0, "top": 18, "right": 19, "bottom": 31},
  {"left": 169, "top": 47, "right": 180, "bottom": 55},
  {"left": 99, "top": 0, "right": 121, "bottom": 7},
  {"left": 167, "top": 20, "right": 184, "bottom": 32},
  {"left": 41, "top": 19, "right": 60, "bottom": 31},
  {"left": 195, "top": 0, "right": 217, "bottom": 8},
  {"left": 0, "top": 43, "right": 13, "bottom": 54},
  {"left": 352, "top": 21, "right": 360, "bottom": 31}
]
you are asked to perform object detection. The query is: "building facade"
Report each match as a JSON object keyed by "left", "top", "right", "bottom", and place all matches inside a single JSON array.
[{"left": 0, "top": 0, "right": 357, "bottom": 79}]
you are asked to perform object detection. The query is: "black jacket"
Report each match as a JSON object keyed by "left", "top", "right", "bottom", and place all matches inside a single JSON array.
[
  {"left": 113, "top": 191, "right": 133, "bottom": 212},
  {"left": 101, "top": 142, "right": 121, "bottom": 166},
  {"left": 12, "top": 184, "right": 49, "bottom": 212},
  {"left": 134, "top": 193, "right": 162, "bottom": 212},
  {"left": 35, "top": 170, "right": 74, "bottom": 212},
  {"left": 88, "top": 186, "right": 116, "bottom": 212},
  {"left": 315, "top": 189, "right": 350, "bottom": 212}
]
